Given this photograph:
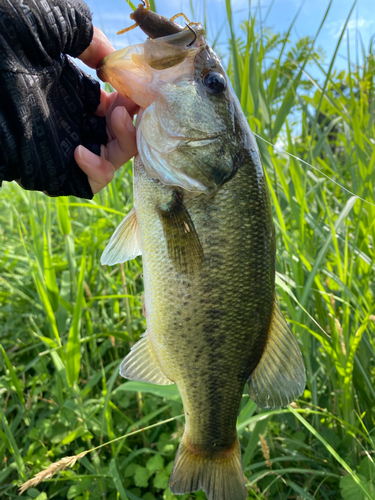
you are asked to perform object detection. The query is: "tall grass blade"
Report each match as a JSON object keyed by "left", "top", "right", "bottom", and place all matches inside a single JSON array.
[
  {"left": 309, "top": 0, "right": 358, "bottom": 141},
  {"left": 289, "top": 406, "right": 374, "bottom": 500},
  {"left": 0, "top": 411, "right": 27, "bottom": 480},
  {"left": 226, "top": 0, "right": 241, "bottom": 98},
  {"left": 66, "top": 250, "right": 86, "bottom": 387},
  {"left": 43, "top": 230, "right": 59, "bottom": 312},
  {"left": 109, "top": 458, "right": 129, "bottom": 499},
  {"left": 0, "top": 345, "right": 25, "bottom": 405},
  {"left": 33, "top": 271, "right": 61, "bottom": 346},
  {"left": 300, "top": 196, "right": 358, "bottom": 309}
]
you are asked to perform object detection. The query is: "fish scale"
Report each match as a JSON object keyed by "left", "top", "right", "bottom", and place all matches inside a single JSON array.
[
  {"left": 99, "top": 18, "right": 306, "bottom": 500},
  {"left": 133, "top": 143, "right": 273, "bottom": 448}
]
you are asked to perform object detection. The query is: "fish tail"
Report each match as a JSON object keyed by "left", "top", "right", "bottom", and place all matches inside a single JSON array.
[{"left": 169, "top": 435, "right": 247, "bottom": 500}]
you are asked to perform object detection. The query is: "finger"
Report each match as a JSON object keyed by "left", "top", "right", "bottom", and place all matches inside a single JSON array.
[
  {"left": 105, "top": 95, "right": 139, "bottom": 141},
  {"left": 74, "top": 106, "right": 137, "bottom": 193},
  {"left": 75, "top": 145, "right": 115, "bottom": 194},
  {"left": 95, "top": 89, "right": 140, "bottom": 119},
  {"left": 79, "top": 26, "right": 114, "bottom": 69},
  {"left": 94, "top": 88, "right": 112, "bottom": 117},
  {"left": 103, "top": 106, "right": 137, "bottom": 169},
  {"left": 107, "top": 93, "right": 140, "bottom": 119}
]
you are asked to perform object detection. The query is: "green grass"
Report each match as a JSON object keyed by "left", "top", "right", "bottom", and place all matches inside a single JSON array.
[{"left": 1, "top": 1, "right": 375, "bottom": 499}]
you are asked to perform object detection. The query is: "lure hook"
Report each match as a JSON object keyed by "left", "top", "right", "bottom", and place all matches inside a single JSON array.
[{"left": 185, "top": 24, "right": 197, "bottom": 47}]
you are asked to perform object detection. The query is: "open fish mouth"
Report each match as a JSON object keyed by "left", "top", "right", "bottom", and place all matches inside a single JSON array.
[{"left": 97, "top": 27, "right": 206, "bottom": 110}]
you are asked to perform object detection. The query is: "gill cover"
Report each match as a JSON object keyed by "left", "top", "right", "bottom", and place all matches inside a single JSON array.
[{"left": 98, "top": 27, "right": 242, "bottom": 194}]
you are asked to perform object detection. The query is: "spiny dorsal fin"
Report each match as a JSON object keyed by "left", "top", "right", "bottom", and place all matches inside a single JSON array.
[
  {"left": 101, "top": 207, "right": 141, "bottom": 266},
  {"left": 120, "top": 331, "right": 174, "bottom": 385},
  {"left": 248, "top": 303, "right": 306, "bottom": 409},
  {"left": 158, "top": 190, "right": 204, "bottom": 275}
]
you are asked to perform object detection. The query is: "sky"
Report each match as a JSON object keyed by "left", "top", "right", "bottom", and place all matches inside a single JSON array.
[
  {"left": 84, "top": 0, "right": 374, "bottom": 55},
  {"left": 79, "top": 0, "right": 374, "bottom": 85}
]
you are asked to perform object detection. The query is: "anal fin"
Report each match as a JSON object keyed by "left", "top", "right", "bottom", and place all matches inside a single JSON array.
[
  {"left": 120, "top": 331, "right": 174, "bottom": 385},
  {"left": 248, "top": 303, "right": 306, "bottom": 409},
  {"left": 101, "top": 207, "right": 141, "bottom": 266}
]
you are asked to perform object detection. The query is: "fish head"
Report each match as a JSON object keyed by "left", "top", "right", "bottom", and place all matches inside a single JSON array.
[{"left": 98, "top": 26, "right": 248, "bottom": 195}]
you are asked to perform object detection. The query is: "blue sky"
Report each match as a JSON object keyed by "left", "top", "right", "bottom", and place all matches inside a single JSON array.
[
  {"left": 85, "top": 0, "right": 374, "bottom": 56},
  {"left": 81, "top": 0, "right": 374, "bottom": 84}
]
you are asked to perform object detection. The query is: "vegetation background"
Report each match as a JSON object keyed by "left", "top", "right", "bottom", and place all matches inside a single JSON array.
[{"left": 1, "top": 0, "right": 375, "bottom": 499}]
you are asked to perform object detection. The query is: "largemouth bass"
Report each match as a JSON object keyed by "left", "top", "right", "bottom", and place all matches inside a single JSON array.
[{"left": 98, "top": 15, "right": 305, "bottom": 500}]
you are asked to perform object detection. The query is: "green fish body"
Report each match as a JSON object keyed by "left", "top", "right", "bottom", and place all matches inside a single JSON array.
[{"left": 99, "top": 25, "right": 305, "bottom": 500}]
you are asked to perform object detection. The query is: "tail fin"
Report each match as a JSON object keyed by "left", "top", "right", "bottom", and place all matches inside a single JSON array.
[{"left": 169, "top": 436, "right": 247, "bottom": 500}]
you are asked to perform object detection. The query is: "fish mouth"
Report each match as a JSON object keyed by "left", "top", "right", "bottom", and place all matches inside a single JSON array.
[
  {"left": 96, "top": 28, "right": 206, "bottom": 110},
  {"left": 179, "top": 137, "right": 220, "bottom": 148},
  {"left": 97, "top": 44, "right": 157, "bottom": 109}
]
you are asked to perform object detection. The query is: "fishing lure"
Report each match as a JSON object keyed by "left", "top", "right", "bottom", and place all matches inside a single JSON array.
[{"left": 118, "top": 0, "right": 197, "bottom": 40}]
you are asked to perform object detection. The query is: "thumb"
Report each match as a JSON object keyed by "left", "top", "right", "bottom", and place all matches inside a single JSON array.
[{"left": 79, "top": 27, "right": 115, "bottom": 69}]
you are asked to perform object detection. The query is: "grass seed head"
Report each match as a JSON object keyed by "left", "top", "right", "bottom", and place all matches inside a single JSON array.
[
  {"left": 18, "top": 452, "right": 87, "bottom": 495},
  {"left": 259, "top": 433, "right": 272, "bottom": 469}
]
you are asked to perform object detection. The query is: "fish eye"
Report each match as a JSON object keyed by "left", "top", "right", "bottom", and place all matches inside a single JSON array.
[{"left": 202, "top": 71, "right": 226, "bottom": 94}]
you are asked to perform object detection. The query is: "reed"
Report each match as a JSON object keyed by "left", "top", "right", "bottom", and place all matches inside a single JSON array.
[{"left": 1, "top": 1, "right": 374, "bottom": 499}]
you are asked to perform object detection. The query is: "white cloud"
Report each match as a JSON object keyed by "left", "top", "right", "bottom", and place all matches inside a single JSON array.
[{"left": 327, "top": 17, "right": 374, "bottom": 39}]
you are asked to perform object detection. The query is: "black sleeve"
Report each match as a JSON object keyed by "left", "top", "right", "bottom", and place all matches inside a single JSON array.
[{"left": 0, "top": 0, "right": 108, "bottom": 198}]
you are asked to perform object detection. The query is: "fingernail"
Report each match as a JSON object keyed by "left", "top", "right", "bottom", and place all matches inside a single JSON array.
[
  {"left": 123, "top": 108, "right": 135, "bottom": 134},
  {"left": 77, "top": 145, "right": 100, "bottom": 166}
]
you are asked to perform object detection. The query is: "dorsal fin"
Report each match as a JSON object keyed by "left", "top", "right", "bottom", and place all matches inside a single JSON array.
[{"left": 248, "top": 303, "right": 306, "bottom": 409}]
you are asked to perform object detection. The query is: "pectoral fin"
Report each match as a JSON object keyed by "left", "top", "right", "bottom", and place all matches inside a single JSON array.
[
  {"left": 120, "top": 331, "right": 174, "bottom": 385},
  {"left": 158, "top": 190, "right": 204, "bottom": 275},
  {"left": 101, "top": 207, "right": 142, "bottom": 266},
  {"left": 248, "top": 303, "right": 306, "bottom": 409}
]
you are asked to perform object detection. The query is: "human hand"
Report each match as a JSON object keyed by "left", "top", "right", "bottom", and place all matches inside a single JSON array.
[
  {"left": 75, "top": 27, "right": 139, "bottom": 194},
  {"left": 0, "top": 1, "right": 138, "bottom": 199}
]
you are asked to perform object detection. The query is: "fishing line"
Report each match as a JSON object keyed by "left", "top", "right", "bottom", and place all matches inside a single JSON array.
[{"left": 253, "top": 132, "right": 375, "bottom": 208}]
